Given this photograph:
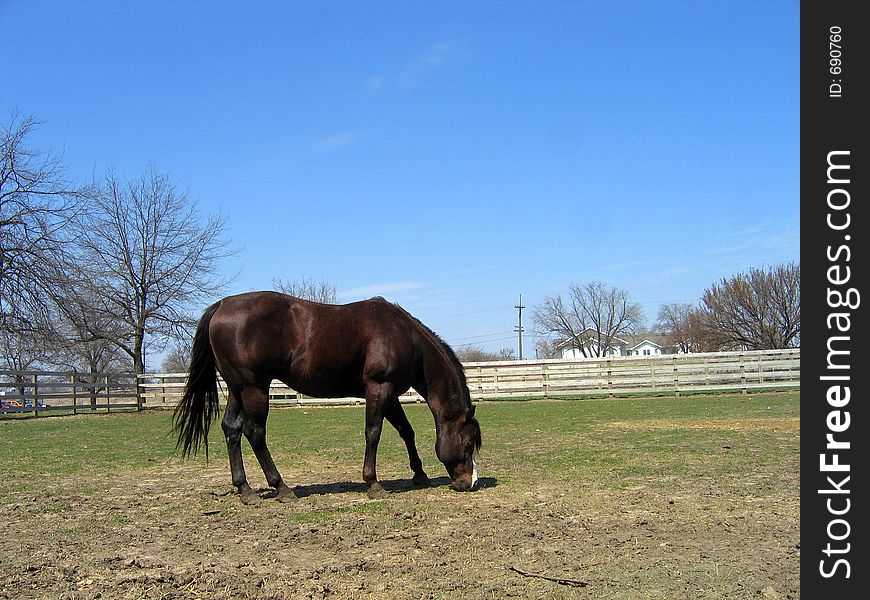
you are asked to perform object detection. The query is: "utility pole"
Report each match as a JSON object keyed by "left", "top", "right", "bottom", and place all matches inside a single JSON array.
[{"left": 514, "top": 294, "right": 525, "bottom": 360}]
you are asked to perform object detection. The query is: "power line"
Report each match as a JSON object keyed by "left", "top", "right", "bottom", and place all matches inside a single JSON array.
[
  {"left": 454, "top": 335, "right": 522, "bottom": 346},
  {"left": 447, "top": 330, "right": 515, "bottom": 344}
]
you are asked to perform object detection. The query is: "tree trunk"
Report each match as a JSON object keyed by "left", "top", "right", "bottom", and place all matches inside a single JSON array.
[{"left": 133, "top": 330, "right": 145, "bottom": 375}]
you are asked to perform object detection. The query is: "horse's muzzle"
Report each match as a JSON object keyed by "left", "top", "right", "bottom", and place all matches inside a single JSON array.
[
  {"left": 448, "top": 450, "right": 480, "bottom": 492},
  {"left": 449, "top": 474, "right": 478, "bottom": 492}
]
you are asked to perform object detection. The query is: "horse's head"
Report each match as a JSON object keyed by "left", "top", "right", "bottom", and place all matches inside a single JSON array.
[{"left": 435, "top": 405, "right": 482, "bottom": 492}]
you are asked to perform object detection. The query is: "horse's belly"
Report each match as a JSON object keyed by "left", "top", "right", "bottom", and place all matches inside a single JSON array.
[{"left": 278, "top": 361, "right": 366, "bottom": 399}]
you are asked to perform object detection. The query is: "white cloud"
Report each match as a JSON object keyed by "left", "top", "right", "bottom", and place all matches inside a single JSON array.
[
  {"left": 363, "top": 41, "right": 459, "bottom": 94},
  {"left": 315, "top": 132, "right": 359, "bottom": 152},
  {"left": 706, "top": 217, "right": 799, "bottom": 257}
]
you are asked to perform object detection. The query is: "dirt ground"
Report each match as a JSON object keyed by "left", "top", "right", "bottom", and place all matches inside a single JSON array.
[
  {"left": 1, "top": 397, "right": 801, "bottom": 600},
  {"left": 1, "top": 455, "right": 799, "bottom": 599}
]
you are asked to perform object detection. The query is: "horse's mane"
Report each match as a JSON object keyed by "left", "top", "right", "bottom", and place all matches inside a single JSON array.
[{"left": 388, "top": 300, "right": 472, "bottom": 409}]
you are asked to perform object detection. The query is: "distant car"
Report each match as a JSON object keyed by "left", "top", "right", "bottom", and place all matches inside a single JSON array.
[
  {"left": 24, "top": 400, "right": 49, "bottom": 408},
  {"left": 1, "top": 401, "right": 13, "bottom": 413}
]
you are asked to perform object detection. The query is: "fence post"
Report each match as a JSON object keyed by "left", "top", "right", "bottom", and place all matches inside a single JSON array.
[
  {"left": 89, "top": 373, "right": 97, "bottom": 410},
  {"left": 542, "top": 363, "right": 549, "bottom": 400},
  {"left": 71, "top": 373, "right": 78, "bottom": 415},
  {"left": 476, "top": 365, "right": 483, "bottom": 402},
  {"left": 32, "top": 374, "right": 39, "bottom": 416},
  {"left": 606, "top": 359, "right": 613, "bottom": 398},
  {"left": 105, "top": 375, "right": 111, "bottom": 413},
  {"left": 673, "top": 356, "right": 680, "bottom": 398},
  {"left": 739, "top": 352, "right": 747, "bottom": 394}
]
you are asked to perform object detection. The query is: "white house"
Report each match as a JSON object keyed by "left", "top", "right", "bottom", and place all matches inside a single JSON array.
[
  {"left": 555, "top": 330, "right": 670, "bottom": 359},
  {"left": 555, "top": 329, "right": 629, "bottom": 359},
  {"left": 626, "top": 339, "right": 664, "bottom": 356}
]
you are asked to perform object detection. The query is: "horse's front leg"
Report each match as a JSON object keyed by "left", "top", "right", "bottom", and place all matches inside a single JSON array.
[
  {"left": 363, "top": 383, "right": 390, "bottom": 499},
  {"left": 384, "top": 397, "right": 430, "bottom": 487}
]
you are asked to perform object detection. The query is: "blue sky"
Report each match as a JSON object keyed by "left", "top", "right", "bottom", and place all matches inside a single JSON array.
[{"left": 3, "top": 1, "right": 799, "bottom": 359}]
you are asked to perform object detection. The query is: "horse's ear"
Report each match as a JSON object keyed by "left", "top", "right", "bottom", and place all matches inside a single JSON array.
[{"left": 468, "top": 404, "right": 476, "bottom": 419}]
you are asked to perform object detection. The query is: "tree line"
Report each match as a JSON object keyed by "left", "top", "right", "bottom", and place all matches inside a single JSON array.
[
  {"left": 1, "top": 113, "right": 233, "bottom": 374},
  {"left": 532, "top": 263, "right": 800, "bottom": 359}
]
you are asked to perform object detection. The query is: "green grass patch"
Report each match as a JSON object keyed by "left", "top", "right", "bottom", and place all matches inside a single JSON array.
[
  {"left": 0, "top": 392, "right": 799, "bottom": 500},
  {"left": 287, "top": 500, "right": 389, "bottom": 523}
]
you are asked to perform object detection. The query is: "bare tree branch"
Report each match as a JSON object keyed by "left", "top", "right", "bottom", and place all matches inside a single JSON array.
[
  {"left": 1, "top": 112, "right": 92, "bottom": 334},
  {"left": 655, "top": 302, "right": 698, "bottom": 353},
  {"left": 696, "top": 263, "right": 800, "bottom": 350},
  {"left": 534, "top": 281, "right": 645, "bottom": 357},
  {"left": 69, "top": 167, "right": 236, "bottom": 373},
  {"left": 272, "top": 276, "right": 337, "bottom": 304}
]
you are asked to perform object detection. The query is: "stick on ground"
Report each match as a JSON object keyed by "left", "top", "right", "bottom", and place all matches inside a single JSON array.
[{"left": 510, "top": 566, "right": 589, "bottom": 587}]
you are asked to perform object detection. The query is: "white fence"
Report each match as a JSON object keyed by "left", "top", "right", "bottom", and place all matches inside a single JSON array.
[
  {"left": 137, "top": 348, "right": 799, "bottom": 407},
  {"left": 0, "top": 371, "right": 141, "bottom": 416}
]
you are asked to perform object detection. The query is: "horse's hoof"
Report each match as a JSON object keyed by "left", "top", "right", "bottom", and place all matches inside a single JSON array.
[
  {"left": 239, "top": 492, "right": 261, "bottom": 505},
  {"left": 275, "top": 490, "right": 297, "bottom": 503},
  {"left": 412, "top": 474, "right": 431, "bottom": 488},
  {"left": 366, "top": 483, "right": 390, "bottom": 500}
]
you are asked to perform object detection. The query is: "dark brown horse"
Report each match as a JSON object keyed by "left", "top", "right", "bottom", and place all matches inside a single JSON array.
[{"left": 173, "top": 291, "right": 481, "bottom": 502}]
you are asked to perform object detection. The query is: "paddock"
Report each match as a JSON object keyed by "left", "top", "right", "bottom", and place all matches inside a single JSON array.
[{"left": 0, "top": 392, "right": 799, "bottom": 599}]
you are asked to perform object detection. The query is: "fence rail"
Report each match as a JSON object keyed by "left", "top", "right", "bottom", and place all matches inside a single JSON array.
[
  {"left": 1, "top": 349, "right": 799, "bottom": 417},
  {"left": 136, "top": 348, "right": 800, "bottom": 408},
  {"left": 0, "top": 371, "right": 141, "bottom": 416}
]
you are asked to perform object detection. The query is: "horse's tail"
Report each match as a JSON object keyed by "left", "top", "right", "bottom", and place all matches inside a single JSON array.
[{"left": 173, "top": 302, "right": 221, "bottom": 459}]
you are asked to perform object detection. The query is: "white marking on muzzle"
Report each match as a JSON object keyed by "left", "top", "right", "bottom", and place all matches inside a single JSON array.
[{"left": 471, "top": 448, "right": 479, "bottom": 489}]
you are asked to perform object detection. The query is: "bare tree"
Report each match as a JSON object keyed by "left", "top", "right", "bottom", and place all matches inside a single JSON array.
[
  {"left": 454, "top": 344, "right": 517, "bottom": 362},
  {"left": 46, "top": 284, "right": 130, "bottom": 374},
  {"left": 160, "top": 341, "right": 192, "bottom": 374},
  {"left": 696, "top": 263, "right": 800, "bottom": 350},
  {"left": 72, "top": 168, "right": 235, "bottom": 373},
  {"left": 0, "top": 330, "right": 53, "bottom": 372},
  {"left": 534, "top": 281, "right": 645, "bottom": 357},
  {"left": 684, "top": 308, "right": 732, "bottom": 352},
  {"left": 654, "top": 302, "right": 697, "bottom": 353},
  {"left": 1, "top": 113, "right": 90, "bottom": 333},
  {"left": 272, "top": 276, "right": 337, "bottom": 304},
  {"left": 534, "top": 337, "right": 560, "bottom": 359},
  {"left": 454, "top": 345, "right": 489, "bottom": 362}
]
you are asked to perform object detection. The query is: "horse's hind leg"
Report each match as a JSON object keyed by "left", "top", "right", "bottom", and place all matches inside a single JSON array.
[
  {"left": 221, "top": 387, "right": 256, "bottom": 502},
  {"left": 384, "top": 398, "right": 430, "bottom": 487},
  {"left": 362, "top": 383, "right": 391, "bottom": 499},
  {"left": 240, "top": 385, "right": 296, "bottom": 503}
]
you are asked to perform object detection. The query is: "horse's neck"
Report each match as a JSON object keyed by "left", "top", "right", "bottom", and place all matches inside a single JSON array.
[{"left": 418, "top": 336, "right": 466, "bottom": 421}]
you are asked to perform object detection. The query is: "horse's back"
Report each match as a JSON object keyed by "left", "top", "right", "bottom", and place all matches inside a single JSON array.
[{"left": 208, "top": 292, "right": 421, "bottom": 397}]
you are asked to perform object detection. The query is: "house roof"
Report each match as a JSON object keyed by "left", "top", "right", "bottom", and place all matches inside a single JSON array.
[
  {"left": 627, "top": 339, "right": 664, "bottom": 351},
  {"left": 554, "top": 328, "right": 629, "bottom": 348}
]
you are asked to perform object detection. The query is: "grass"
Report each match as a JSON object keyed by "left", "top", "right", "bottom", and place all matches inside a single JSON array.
[
  {"left": 286, "top": 501, "right": 390, "bottom": 523},
  {"left": 0, "top": 392, "right": 800, "bottom": 506},
  {"left": 0, "top": 392, "right": 799, "bottom": 499}
]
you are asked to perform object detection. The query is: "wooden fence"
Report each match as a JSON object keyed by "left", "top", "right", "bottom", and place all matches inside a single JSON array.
[
  {"left": 0, "top": 371, "right": 141, "bottom": 416},
  {"left": 136, "top": 348, "right": 800, "bottom": 408}
]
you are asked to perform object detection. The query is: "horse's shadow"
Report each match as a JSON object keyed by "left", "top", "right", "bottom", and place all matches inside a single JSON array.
[{"left": 270, "top": 476, "right": 498, "bottom": 499}]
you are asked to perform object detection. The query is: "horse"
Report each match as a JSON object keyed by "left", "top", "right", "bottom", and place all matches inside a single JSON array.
[{"left": 173, "top": 291, "right": 482, "bottom": 503}]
